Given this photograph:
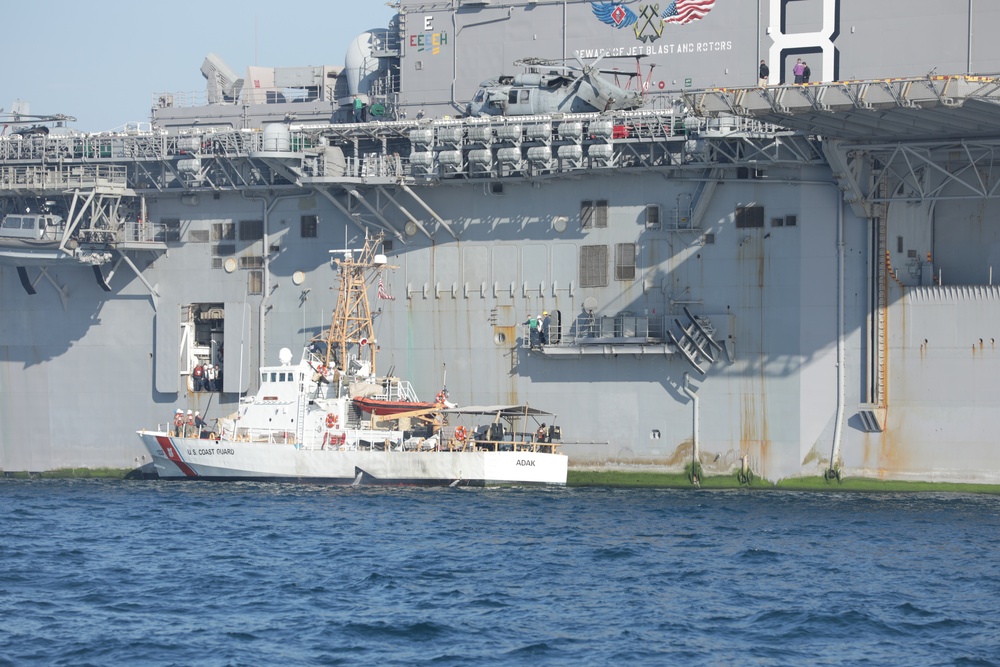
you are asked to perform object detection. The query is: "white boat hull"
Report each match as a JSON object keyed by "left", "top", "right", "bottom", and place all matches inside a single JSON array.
[{"left": 138, "top": 432, "right": 567, "bottom": 486}]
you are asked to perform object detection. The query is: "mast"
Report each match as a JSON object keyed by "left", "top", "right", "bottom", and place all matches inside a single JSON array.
[{"left": 320, "top": 232, "right": 393, "bottom": 378}]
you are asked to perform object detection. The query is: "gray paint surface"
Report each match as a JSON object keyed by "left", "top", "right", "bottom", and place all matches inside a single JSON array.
[{"left": 1, "top": 1, "right": 999, "bottom": 482}]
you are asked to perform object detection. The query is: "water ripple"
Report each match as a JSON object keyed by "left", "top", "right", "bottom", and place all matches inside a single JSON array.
[{"left": 2, "top": 480, "right": 999, "bottom": 666}]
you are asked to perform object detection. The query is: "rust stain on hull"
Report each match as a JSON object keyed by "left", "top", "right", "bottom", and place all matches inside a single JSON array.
[{"left": 665, "top": 440, "right": 693, "bottom": 466}]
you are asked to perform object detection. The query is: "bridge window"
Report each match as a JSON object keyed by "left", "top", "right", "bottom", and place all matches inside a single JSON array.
[
  {"left": 301, "top": 215, "right": 318, "bottom": 238},
  {"left": 645, "top": 205, "right": 661, "bottom": 230},
  {"left": 581, "top": 200, "right": 608, "bottom": 229},
  {"left": 735, "top": 204, "right": 764, "bottom": 228},
  {"left": 615, "top": 243, "right": 636, "bottom": 281},
  {"left": 580, "top": 245, "right": 608, "bottom": 288},
  {"left": 240, "top": 219, "right": 264, "bottom": 241},
  {"left": 213, "top": 222, "right": 235, "bottom": 241}
]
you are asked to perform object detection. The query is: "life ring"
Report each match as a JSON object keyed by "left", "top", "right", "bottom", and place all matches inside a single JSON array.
[
  {"left": 436, "top": 391, "right": 446, "bottom": 404},
  {"left": 326, "top": 413, "right": 338, "bottom": 428},
  {"left": 454, "top": 425, "right": 467, "bottom": 442},
  {"left": 318, "top": 365, "right": 327, "bottom": 376}
]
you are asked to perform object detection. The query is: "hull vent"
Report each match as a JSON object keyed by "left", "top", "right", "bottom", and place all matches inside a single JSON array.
[{"left": 858, "top": 405, "right": 886, "bottom": 432}]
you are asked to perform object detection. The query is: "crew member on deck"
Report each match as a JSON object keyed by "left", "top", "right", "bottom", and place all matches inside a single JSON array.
[
  {"left": 536, "top": 423, "right": 547, "bottom": 443},
  {"left": 195, "top": 411, "right": 206, "bottom": 438},
  {"left": 186, "top": 409, "right": 195, "bottom": 437},
  {"left": 527, "top": 313, "right": 540, "bottom": 349},
  {"left": 173, "top": 409, "right": 183, "bottom": 437},
  {"left": 793, "top": 58, "right": 805, "bottom": 84}
]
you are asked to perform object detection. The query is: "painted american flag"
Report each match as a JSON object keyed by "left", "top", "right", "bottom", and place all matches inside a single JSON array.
[
  {"left": 377, "top": 277, "right": 395, "bottom": 300},
  {"left": 662, "top": 0, "right": 716, "bottom": 25}
]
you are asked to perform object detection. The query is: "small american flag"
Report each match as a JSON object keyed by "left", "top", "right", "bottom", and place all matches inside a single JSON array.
[
  {"left": 377, "top": 277, "right": 395, "bottom": 300},
  {"left": 662, "top": 0, "right": 716, "bottom": 25}
]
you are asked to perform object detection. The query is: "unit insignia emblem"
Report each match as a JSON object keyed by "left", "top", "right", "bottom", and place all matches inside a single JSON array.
[{"left": 592, "top": 2, "right": 716, "bottom": 42}]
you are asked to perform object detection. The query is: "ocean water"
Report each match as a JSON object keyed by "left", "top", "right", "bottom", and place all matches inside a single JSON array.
[{"left": 1, "top": 481, "right": 999, "bottom": 666}]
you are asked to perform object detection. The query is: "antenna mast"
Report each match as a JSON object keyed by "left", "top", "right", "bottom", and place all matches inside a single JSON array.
[{"left": 321, "top": 233, "right": 394, "bottom": 377}]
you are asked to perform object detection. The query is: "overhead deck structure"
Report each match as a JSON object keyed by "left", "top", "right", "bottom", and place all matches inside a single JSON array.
[{"left": 688, "top": 76, "right": 1000, "bottom": 141}]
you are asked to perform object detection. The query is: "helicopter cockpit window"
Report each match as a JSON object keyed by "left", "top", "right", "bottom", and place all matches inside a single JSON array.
[
  {"left": 519, "top": 90, "right": 529, "bottom": 103},
  {"left": 508, "top": 90, "right": 518, "bottom": 104},
  {"left": 474, "top": 90, "right": 485, "bottom": 103}
]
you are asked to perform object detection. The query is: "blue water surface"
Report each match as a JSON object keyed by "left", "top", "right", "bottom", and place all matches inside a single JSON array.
[{"left": 1, "top": 480, "right": 999, "bottom": 666}]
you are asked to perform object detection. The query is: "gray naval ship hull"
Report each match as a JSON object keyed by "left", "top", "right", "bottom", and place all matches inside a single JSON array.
[{"left": 2, "top": 0, "right": 1000, "bottom": 483}]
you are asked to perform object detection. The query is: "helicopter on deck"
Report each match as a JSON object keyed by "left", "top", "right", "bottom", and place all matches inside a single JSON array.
[
  {"left": 1, "top": 101, "right": 77, "bottom": 137},
  {"left": 465, "top": 53, "right": 652, "bottom": 117}
]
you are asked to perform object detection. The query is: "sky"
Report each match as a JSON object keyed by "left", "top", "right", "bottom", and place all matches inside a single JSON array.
[{"left": 1, "top": 1, "right": 398, "bottom": 132}]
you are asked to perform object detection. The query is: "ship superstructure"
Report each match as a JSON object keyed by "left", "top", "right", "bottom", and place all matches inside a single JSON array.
[{"left": 3, "top": 0, "right": 1000, "bottom": 482}]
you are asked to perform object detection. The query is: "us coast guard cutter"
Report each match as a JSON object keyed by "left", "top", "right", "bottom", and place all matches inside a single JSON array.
[{"left": 138, "top": 234, "right": 567, "bottom": 485}]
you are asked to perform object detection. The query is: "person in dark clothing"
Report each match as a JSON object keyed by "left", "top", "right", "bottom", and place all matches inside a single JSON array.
[
  {"left": 540, "top": 311, "right": 551, "bottom": 345},
  {"left": 758, "top": 59, "right": 769, "bottom": 86},
  {"left": 802, "top": 62, "right": 811, "bottom": 83}
]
